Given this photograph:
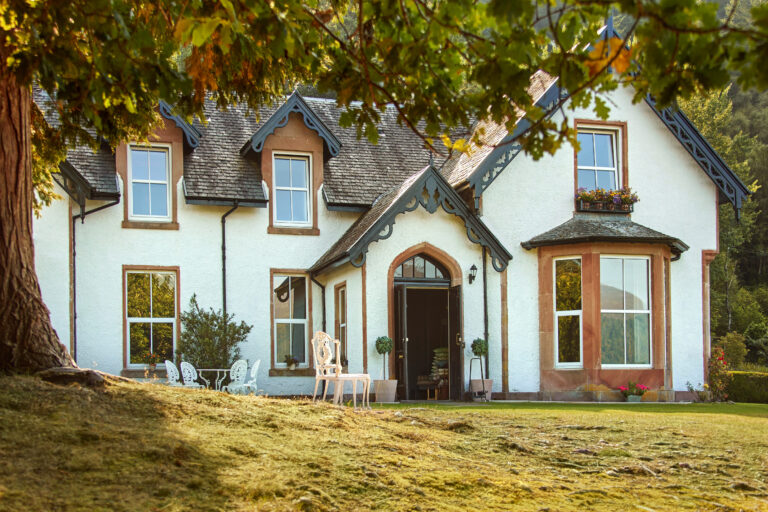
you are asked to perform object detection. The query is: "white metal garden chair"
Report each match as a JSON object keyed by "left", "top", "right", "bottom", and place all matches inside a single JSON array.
[
  {"left": 221, "top": 359, "right": 249, "bottom": 394},
  {"left": 311, "top": 331, "right": 370, "bottom": 409},
  {"left": 242, "top": 360, "right": 261, "bottom": 395},
  {"left": 180, "top": 361, "right": 209, "bottom": 389},
  {"left": 164, "top": 360, "right": 183, "bottom": 387}
]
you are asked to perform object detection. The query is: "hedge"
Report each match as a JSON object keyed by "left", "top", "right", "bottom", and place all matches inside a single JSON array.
[{"left": 726, "top": 371, "right": 768, "bottom": 403}]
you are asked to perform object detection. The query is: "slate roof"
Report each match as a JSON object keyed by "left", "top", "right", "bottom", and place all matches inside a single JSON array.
[
  {"left": 521, "top": 214, "right": 689, "bottom": 256},
  {"left": 309, "top": 168, "right": 427, "bottom": 273},
  {"left": 441, "top": 70, "right": 558, "bottom": 187},
  {"left": 183, "top": 97, "right": 450, "bottom": 207},
  {"left": 33, "top": 88, "right": 119, "bottom": 199}
]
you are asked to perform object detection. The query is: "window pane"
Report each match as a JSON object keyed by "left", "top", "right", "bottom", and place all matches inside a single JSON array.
[
  {"left": 434, "top": 266, "right": 444, "bottom": 279},
  {"left": 601, "top": 313, "right": 625, "bottom": 364},
  {"left": 557, "top": 315, "right": 580, "bottom": 363},
  {"left": 152, "top": 273, "right": 175, "bottom": 317},
  {"left": 149, "top": 151, "right": 167, "bottom": 181},
  {"left": 292, "top": 191, "right": 308, "bottom": 222},
  {"left": 425, "top": 260, "right": 436, "bottom": 279},
  {"left": 339, "top": 289, "right": 346, "bottom": 323},
  {"left": 276, "top": 190, "right": 292, "bottom": 221},
  {"left": 152, "top": 322, "right": 174, "bottom": 361},
  {"left": 626, "top": 313, "right": 650, "bottom": 365},
  {"left": 402, "top": 259, "right": 414, "bottom": 278},
  {"left": 132, "top": 182, "right": 150, "bottom": 216},
  {"left": 127, "top": 273, "right": 150, "bottom": 317},
  {"left": 577, "top": 170, "right": 596, "bottom": 191},
  {"left": 291, "top": 277, "right": 306, "bottom": 319},
  {"left": 555, "top": 259, "right": 581, "bottom": 311},
  {"left": 273, "top": 276, "right": 291, "bottom": 319},
  {"left": 600, "top": 258, "right": 624, "bottom": 309},
  {"left": 150, "top": 184, "right": 168, "bottom": 217},
  {"left": 596, "top": 170, "right": 616, "bottom": 190},
  {"left": 275, "top": 158, "right": 290, "bottom": 187},
  {"left": 291, "top": 159, "right": 307, "bottom": 188},
  {"left": 340, "top": 326, "right": 347, "bottom": 359},
  {"left": 276, "top": 323, "right": 291, "bottom": 363},
  {"left": 131, "top": 149, "right": 149, "bottom": 180},
  {"left": 414, "top": 256, "right": 425, "bottom": 278},
  {"left": 594, "top": 133, "right": 615, "bottom": 168},
  {"left": 577, "top": 132, "right": 594, "bottom": 167},
  {"left": 291, "top": 323, "right": 306, "bottom": 363},
  {"left": 129, "top": 322, "right": 151, "bottom": 364},
  {"left": 394, "top": 266, "right": 402, "bottom": 278},
  {"left": 624, "top": 259, "right": 649, "bottom": 310}
]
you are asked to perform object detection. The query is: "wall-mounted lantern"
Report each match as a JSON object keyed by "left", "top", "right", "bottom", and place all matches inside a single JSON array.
[{"left": 468, "top": 264, "right": 478, "bottom": 284}]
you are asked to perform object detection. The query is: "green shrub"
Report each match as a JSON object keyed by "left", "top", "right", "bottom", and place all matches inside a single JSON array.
[
  {"left": 744, "top": 321, "right": 768, "bottom": 365},
  {"left": 176, "top": 295, "right": 252, "bottom": 368},
  {"left": 726, "top": 371, "right": 768, "bottom": 403},
  {"left": 708, "top": 347, "right": 732, "bottom": 401},
  {"left": 715, "top": 332, "right": 747, "bottom": 367}
]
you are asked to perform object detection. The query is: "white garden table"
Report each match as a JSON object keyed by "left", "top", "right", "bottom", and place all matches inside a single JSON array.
[{"left": 196, "top": 368, "right": 230, "bottom": 390}]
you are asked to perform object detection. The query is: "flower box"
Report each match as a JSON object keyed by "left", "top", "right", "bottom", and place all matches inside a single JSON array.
[{"left": 577, "top": 200, "right": 634, "bottom": 213}]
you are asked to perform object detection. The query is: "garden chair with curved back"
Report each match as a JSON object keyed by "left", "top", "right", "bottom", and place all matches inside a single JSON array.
[
  {"left": 242, "top": 360, "right": 261, "bottom": 395},
  {"left": 180, "top": 361, "right": 209, "bottom": 389},
  {"left": 222, "top": 359, "right": 249, "bottom": 394},
  {"left": 164, "top": 360, "right": 183, "bottom": 387},
  {"left": 310, "top": 331, "right": 370, "bottom": 409}
]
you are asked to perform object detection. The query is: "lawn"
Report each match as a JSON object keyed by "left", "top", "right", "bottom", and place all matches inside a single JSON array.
[{"left": 0, "top": 376, "right": 767, "bottom": 511}]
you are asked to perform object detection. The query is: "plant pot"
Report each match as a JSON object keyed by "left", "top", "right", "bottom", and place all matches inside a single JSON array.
[
  {"left": 148, "top": 363, "right": 156, "bottom": 371},
  {"left": 626, "top": 395, "right": 642, "bottom": 402},
  {"left": 374, "top": 379, "right": 398, "bottom": 403},
  {"left": 288, "top": 363, "right": 296, "bottom": 371},
  {"left": 470, "top": 379, "right": 493, "bottom": 401}
]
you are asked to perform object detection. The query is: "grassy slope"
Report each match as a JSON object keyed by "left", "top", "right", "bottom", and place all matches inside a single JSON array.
[{"left": 0, "top": 377, "right": 767, "bottom": 511}]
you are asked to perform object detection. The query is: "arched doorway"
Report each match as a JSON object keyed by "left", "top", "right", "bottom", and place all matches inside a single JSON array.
[{"left": 389, "top": 245, "right": 463, "bottom": 400}]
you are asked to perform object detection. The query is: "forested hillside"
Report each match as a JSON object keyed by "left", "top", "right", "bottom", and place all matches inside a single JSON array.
[{"left": 683, "top": 0, "right": 768, "bottom": 371}]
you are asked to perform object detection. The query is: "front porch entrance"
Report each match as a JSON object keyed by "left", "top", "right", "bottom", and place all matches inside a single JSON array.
[{"left": 393, "top": 254, "right": 462, "bottom": 400}]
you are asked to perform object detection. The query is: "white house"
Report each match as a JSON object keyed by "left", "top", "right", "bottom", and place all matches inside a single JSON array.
[{"left": 31, "top": 68, "right": 749, "bottom": 400}]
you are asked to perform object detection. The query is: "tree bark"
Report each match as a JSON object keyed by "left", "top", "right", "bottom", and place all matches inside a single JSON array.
[{"left": 0, "top": 50, "right": 75, "bottom": 372}]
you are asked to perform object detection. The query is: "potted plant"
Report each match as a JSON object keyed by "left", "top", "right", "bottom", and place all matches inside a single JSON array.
[
  {"left": 374, "top": 336, "right": 397, "bottom": 402},
  {"left": 619, "top": 381, "right": 649, "bottom": 402},
  {"left": 575, "top": 186, "right": 638, "bottom": 213},
  {"left": 145, "top": 352, "right": 161, "bottom": 371},
  {"left": 469, "top": 338, "right": 493, "bottom": 401},
  {"left": 284, "top": 354, "right": 299, "bottom": 370}
]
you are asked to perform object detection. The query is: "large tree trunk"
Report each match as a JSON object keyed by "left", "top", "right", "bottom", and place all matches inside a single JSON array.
[{"left": 0, "top": 52, "right": 75, "bottom": 372}]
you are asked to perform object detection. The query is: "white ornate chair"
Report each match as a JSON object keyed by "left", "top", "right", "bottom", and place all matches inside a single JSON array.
[
  {"left": 222, "top": 359, "right": 249, "bottom": 394},
  {"left": 311, "top": 331, "right": 370, "bottom": 409},
  {"left": 242, "top": 360, "right": 261, "bottom": 395},
  {"left": 180, "top": 361, "right": 209, "bottom": 389},
  {"left": 164, "top": 360, "right": 183, "bottom": 387}
]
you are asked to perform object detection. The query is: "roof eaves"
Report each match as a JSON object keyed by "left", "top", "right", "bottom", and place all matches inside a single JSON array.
[
  {"left": 240, "top": 92, "right": 342, "bottom": 159},
  {"left": 159, "top": 100, "right": 201, "bottom": 152}
]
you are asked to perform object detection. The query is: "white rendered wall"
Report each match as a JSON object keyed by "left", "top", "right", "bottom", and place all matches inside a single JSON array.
[
  {"left": 482, "top": 86, "right": 718, "bottom": 391},
  {"left": 32, "top": 181, "right": 72, "bottom": 352}
]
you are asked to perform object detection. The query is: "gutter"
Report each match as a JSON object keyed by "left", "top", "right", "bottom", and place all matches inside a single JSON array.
[
  {"left": 71, "top": 198, "right": 120, "bottom": 363},
  {"left": 221, "top": 202, "right": 239, "bottom": 316},
  {"left": 482, "top": 247, "right": 489, "bottom": 378}
]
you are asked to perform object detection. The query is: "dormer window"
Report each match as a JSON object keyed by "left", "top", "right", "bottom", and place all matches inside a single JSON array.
[
  {"left": 577, "top": 130, "right": 619, "bottom": 191},
  {"left": 129, "top": 145, "right": 171, "bottom": 221},
  {"left": 273, "top": 154, "right": 311, "bottom": 226}
]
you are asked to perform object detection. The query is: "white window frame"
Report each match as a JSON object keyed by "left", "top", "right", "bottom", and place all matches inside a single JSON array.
[
  {"left": 553, "top": 256, "right": 583, "bottom": 369},
  {"left": 125, "top": 270, "right": 177, "bottom": 369},
  {"left": 576, "top": 127, "right": 621, "bottom": 191},
  {"left": 273, "top": 274, "right": 309, "bottom": 368},
  {"left": 600, "top": 255, "right": 653, "bottom": 369},
  {"left": 272, "top": 152, "right": 312, "bottom": 228},
  {"left": 128, "top": 144, "right": 172, "bottom": 222}
]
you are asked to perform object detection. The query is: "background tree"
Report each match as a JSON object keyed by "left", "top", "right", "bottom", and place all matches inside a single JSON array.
[{"left": 5, "top": 0, "right": 768, "bottom": 372}]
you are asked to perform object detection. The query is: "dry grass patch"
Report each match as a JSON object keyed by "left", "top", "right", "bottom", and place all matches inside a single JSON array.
[{"left": 0, "top": 376, "right": 767, "bottom": 511}]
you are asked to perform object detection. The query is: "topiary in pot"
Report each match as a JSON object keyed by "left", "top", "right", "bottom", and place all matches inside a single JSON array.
[
  {"left": 374, "top": 336, "right": 397, "bottom": 402},
  {"left": 469, "top": 338, "right": 492, "bottom": 401},
  {"left": 471, "top": 338, "right": 488, "bottom": 357}
]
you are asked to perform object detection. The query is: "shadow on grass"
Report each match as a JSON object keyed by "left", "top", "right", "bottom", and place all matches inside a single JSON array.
[{"left": 0, "top": 375, "right": 234, "bottom": 512}]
